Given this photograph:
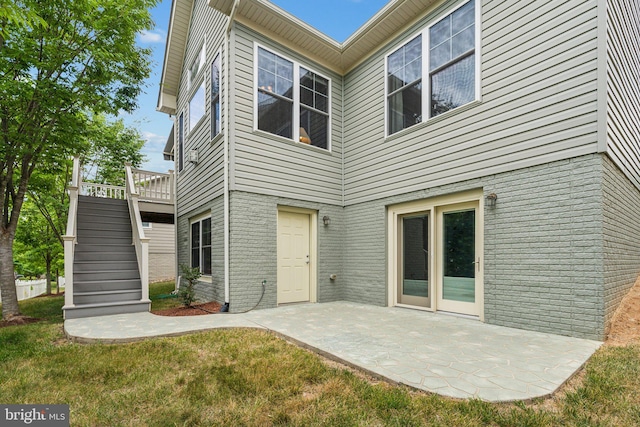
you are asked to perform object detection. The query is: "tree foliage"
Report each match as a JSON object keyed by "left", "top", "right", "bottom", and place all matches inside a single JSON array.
[
  {"left": 0, "top": 0, "right": 157, "bottom": 320},
  {"left": 82, "top": 115, "right": 146, "bottom": 186}
]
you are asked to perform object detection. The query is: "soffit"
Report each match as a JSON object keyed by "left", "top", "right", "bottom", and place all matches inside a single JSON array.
[
  {"left": 208, "top": 0, "right": 440, "bottom": 73},
  {"left": 158, "top": 0, "right": 194, "bottom": 114},
  {"left": 159, "top": 0, "right": 440, "bottom": 113}
]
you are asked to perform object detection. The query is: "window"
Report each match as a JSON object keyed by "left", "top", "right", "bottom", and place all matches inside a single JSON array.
[
  {"left": 386, "top": 0, "right": 477, "bottom": 135},
  {"left": 178, "top": 113, "right": 184, "bottom": 172},
  {"left": 256, "top": 46, "right": 330, "bottom": 150},
  {"left": 211, "top": 53, "right": 221, "bottom": 139},
  {"left": 191, "top": 217, "right": 211, "bottom": 275},
  {"left": 142, "top": 222, "right": 152, "bottom": 229},
  {"left": 429, "top": 0, "right": 475, "bottom": 117},
  {"left": 189, "top": 44, "right": 206, "bottom": 89},
  {"left": 388, "top": 36, "right": 422, "bottom": 135},
  {"left": 189, "top": 82, "right": 206, "bottom": 132}
]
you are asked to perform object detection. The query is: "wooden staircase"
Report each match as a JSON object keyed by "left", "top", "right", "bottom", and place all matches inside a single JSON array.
[{"left": 63, "top": 196, "right": 150, "bottom": 319}]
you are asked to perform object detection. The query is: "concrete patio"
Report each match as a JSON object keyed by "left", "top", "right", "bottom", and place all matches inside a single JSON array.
[{"left": 64, "top": 301, "right": 602, "bottom": 402}]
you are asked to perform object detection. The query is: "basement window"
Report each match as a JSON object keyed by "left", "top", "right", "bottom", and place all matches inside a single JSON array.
[{"left": 191, "top": 216, "right": 211, "bottom": 276}]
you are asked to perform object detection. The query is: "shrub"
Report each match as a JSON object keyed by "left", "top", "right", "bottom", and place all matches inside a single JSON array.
[{"left": 179, "top": 265, "right": 201, "bottom": 307}]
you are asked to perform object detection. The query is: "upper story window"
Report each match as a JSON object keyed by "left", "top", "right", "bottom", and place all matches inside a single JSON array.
[
  {"left": 386, "top": 0, "right": 478, "bottom": 136},
  {"left": 211, "top": 53, "right": 221, "bottom": 139},
  {"left": 189, "top": 44, "right": 206, "bottom": 89},
  {"left": 189, "top": 82, "right": 206, "bottom": 132},
  {"left": 256, "top": 46, "right": 330, "bottom": 150}
]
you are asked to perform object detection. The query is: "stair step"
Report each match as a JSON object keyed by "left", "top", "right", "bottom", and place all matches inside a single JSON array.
[
  {"left": 74, "top": 270, "right": 140, "bottom": 281},
  {"left": 77, "top": 236, "right": 133, "bottom": 245},
  {"left": 74, "top": 279, "right": 141, "bottom": 292},
  {"left": 79, "top": 195, "right": 128, "bottom": 206},
  {"left": 74, "top": 250, "right": 136, "bottom": 262},
  {"left": 77, "top": 211, "right": 130, "bottom": 222},
  {"left": 74, "top": 289, "right": 142, "bottom": 305},
  {"left": 74, "top": 244, "right": 136, "bottom": 253},
  {"left": 74, "top": 260, "right": 139, "bottom": 272},
  {"left": 64, "top": 300, "right": 150, "bottom": 319},
  {"left": 77, "top": 231, "right": 133, "bottom": 241}
]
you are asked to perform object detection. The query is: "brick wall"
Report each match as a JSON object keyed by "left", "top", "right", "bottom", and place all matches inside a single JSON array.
[
  {"left": 344, "top": 154, "right": 609, "bottom": 340},
  {"left": 176, "top": 196, "right": 225, "bottom": 303},
  {"left": 228, "top": 191, "right": 344, "bottom": 312},
  {"left": 483, "top": 155, "right": 604, "bottom": 339},
  {"left": 602, "top": 155, "right": 640, "bottom": 335}
]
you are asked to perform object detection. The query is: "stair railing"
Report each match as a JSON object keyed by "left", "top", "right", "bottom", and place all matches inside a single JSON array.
[
  {"left": 125, "top": 163, "right": 150, "bottom": 304},
  {"left": 62, "top": 157, "right": 82, "bottom": 313}
]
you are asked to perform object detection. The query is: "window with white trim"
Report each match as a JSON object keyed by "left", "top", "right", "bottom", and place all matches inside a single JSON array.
[
  {"left": 386, "top": 0, "right": 477, "bottom": 135},
  {"left": 211, "top": 53, "right": 221, "bottom": 139},
  {"left": 191, "top": 216, "right": 211, "bottom": 275},
  {"left": 256, "top": 46, "right": 330, "bottom": 150},
  {"left": 189, "top": 82, "right": 206, "bottom": 132},
  {"left": 189, "top": 44, "right": 206, "bottom": 89}
]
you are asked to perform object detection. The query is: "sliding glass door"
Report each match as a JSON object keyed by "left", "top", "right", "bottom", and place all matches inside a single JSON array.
[
  {"left": 398, "top": 213, "right": 431, "bottom": 308},
  {"left": 390, "top": 192, "right": 483, "bottom": 318}
]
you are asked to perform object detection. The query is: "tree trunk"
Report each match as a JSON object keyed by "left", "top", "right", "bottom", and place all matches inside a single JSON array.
[
  {"left": 0, "top": 231, "right": 21, "bottom": 320},
  {"left": 45, "top": 253, "right": 52, "bottom": 295}
]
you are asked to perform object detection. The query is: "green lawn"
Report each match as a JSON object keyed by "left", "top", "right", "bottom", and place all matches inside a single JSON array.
[{"left": 1, "top": 285, "right": 639, "bottom": 426}]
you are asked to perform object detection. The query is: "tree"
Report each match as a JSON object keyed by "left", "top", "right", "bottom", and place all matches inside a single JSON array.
[
  {"left": 13, "top": 200, "right": 63, "bottom": 292},
  {"left": 0, "top": 0, "right": 156, "bottom": 320},
  {"left": 82, "top": 115, "right": 146, "bottom": 185}
]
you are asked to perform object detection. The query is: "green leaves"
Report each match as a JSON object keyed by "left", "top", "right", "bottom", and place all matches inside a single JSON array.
[{"left": 0, "top": 0, "right": 157, "bottom": 319}]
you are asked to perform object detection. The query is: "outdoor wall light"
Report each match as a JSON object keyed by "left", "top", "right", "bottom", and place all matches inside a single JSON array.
[
  {"left": 486, "top": 193, "right": 498, "bottom": 208},
  {"left": 322, "top": 215, "right": 331, "bottom": 226}
]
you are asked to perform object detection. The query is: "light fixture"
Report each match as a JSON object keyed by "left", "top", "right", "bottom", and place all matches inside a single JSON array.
[
  {"left": 486, "top": 193, "right": 498, "bottom": 207},
  {"left": 322, "top": 215, "right": 331, "bottom": 226}
]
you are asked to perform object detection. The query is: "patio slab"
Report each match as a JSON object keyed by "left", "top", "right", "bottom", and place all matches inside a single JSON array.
[{"left": 64, "top": 301, "right": 601, "bottom": 402}]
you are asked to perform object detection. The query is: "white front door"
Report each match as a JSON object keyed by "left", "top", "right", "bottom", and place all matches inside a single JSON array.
[{"left": 277, "top": 210, "right": 311, "bottom": 304}]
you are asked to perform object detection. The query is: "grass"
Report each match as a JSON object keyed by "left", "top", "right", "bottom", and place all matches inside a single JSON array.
[
  {"left": 1, "top": 287, "right": 640, "bottom": 426},
  {"left": 149, "top": 280, "right": 183, "bottom": 312}
]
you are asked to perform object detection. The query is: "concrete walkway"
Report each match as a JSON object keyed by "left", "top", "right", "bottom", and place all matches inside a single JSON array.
[{"left": 64, "top": 302, "right": 601, "bottom": 402}]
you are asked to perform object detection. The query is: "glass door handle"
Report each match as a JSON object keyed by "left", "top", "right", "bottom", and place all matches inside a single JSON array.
[
  {"left": 471, "top": 258, "right": 480, "bottom": 271},
  {"left": 305, "top": 255, "right": 310, "bottom": 264}
]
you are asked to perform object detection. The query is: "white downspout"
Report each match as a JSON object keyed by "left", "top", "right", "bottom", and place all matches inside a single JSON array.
[{"left": 223, "top": 0, "right": 240, "bottom": 305}]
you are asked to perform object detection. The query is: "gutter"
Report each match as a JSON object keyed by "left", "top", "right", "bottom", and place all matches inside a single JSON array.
[{"left": 223, "top": 0, "right": 240, "bottom": 307}]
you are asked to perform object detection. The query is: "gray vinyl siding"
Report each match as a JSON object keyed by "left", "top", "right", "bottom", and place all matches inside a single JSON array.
[
  {"left": 146, "top": 223, "right": 175, "bottom": 254},
  {"left": 175, "top": 0, "right": 228, "bottom": 217},
  {"left": 606, "top": 0, "right": 640, "bottom": 189},
  {"left": 343, "top": 0, "right": 600, "bottom": 206},
  {"left": 228, "top": 23, "right": 344, "bottom": 206}
]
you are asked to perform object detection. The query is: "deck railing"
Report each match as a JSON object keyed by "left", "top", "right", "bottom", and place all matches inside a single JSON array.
[
  {"left": 80, "top": 182, "right": 126, "bottom": 199},
  {"left": 131, "top": 169, "right": 174, "bottom": 203},
  {"left": 79, "top": 169, "right": 174, "bottom": 204}
]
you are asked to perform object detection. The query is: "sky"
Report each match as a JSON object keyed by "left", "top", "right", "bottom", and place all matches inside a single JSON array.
[{"left": 126, "top": 0, "right": 389, "bottom": 173}]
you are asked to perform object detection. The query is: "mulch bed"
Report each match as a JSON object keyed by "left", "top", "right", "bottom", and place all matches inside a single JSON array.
[{"left": 152, "top": 301, "right": 222, "bottom": 317}]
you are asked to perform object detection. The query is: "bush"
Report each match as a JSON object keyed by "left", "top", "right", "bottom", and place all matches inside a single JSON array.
[{"left": 179, "top": 265, "right": 201, "bottom": 307}]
